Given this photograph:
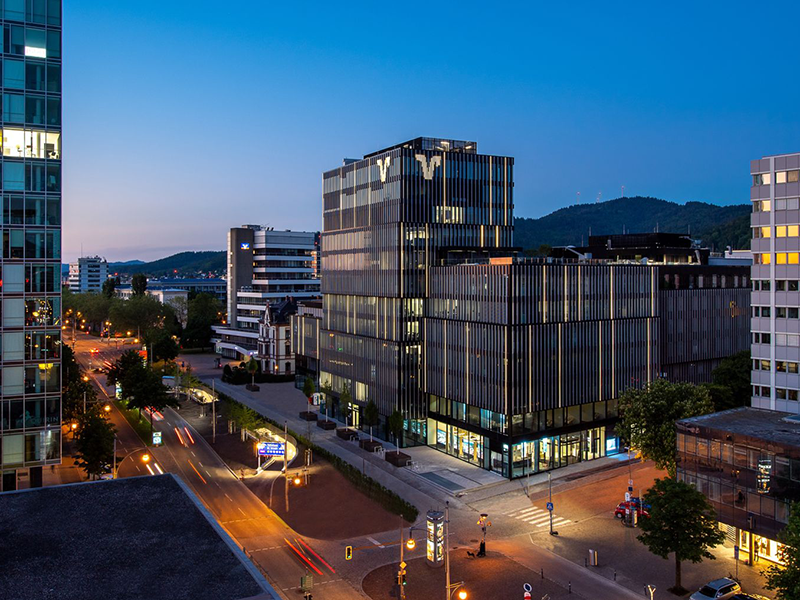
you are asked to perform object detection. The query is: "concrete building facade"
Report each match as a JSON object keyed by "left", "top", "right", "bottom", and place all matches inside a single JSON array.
[{"left": 67, "top": 255, "right": 107, "bottom": 293}]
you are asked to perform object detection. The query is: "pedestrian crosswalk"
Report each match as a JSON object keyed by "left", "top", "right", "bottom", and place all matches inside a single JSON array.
[{"left": 507, "top": 505, "right": 571, "bottom": 529}]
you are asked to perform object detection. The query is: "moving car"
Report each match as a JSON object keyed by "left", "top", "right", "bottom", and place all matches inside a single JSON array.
[
  {"left": 90, "top": 348, "right": 100, "bottom": 355},
  {"left": 689, "top": 578, "right": 742, "bottom": 600},
  {"left": 614, "top": 501, "right": 650, "bottom": 519}
]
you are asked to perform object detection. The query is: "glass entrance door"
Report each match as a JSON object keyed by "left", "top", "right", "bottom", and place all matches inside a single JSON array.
[{"left": 560, "top": 433, "right": 581, "bottom": 466}]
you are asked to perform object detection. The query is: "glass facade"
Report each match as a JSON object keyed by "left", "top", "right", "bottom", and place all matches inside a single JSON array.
[{"left": 0, "top": 0, "right": 61, "bottom": 490}]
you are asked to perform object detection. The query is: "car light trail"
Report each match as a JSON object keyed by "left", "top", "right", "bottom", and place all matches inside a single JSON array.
[
  {"left": 154, "top": 463, "right": 164, "bottom": 475},
  {"left": 174, "top": 427, "right": 185, "bottom": 446},
  {"left": 183, "top": 426, "right": 195, "bottom": 444},
  {"left": 284, "top": 538, "right": 322, "bottom": 575},
  {"left": 145, "top": 464, "right": 155, "bottom": 476},
  {"left": 188, "top": 460, "right": 207, "bottom": 484},
  {"left": 297, "top": 537, "right": 336, "bottom": 573}
]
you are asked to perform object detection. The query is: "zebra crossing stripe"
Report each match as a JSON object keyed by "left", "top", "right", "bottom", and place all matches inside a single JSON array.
[
  {"left": 523, "top": 514, "right": 551, "bottom": 525},
  {"left": 537, "top": 518, "right": 570, "bottom": 528},
  {"left": 510, "top": 507, "right": 542, "bottom": 517}
]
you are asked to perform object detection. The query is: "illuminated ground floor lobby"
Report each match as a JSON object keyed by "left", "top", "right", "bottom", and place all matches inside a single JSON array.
[{"left": 425, "top": 418, "right": 620, "bottom": 479}]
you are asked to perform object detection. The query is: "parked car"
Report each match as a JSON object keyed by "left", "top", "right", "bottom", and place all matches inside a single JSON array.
[
  {"left": 614, "top": 501, "right": 650, "bottom": 519},
  {"left": 731, "top": 594, "right": 770, "bottom": 600},
  {"left": 690, "top": 578, "right": 742, "bottom": 600}
]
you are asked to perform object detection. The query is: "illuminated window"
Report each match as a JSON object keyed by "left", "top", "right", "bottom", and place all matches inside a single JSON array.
[
  {"left": 777, "top": 226, "right": 787, "bottom": 238},
  {"left": 763, "top": 200, "right": 771, "bottom": 212},
  {"left": 754, "top": 173, "right": 772, "bottom": 186},
  {"left": 763, "top": 226, "right": 773, "bottom": 238},
  {"left": 24, "top": 28, "right": 46, "bottom": 58},
  {"left": 790, "top": 171, "right": 800, "bottom": 183},
  {"left": 790, "top": 253, "right": 799, "bottom": 265},
  {"left": 763, "top": 253, "right": 772, "bottom": 264},
  {"left": 791, "top": 226, "right": 800, "bottom": 237},
  {"left": 777, "top": 253, "right": 787, "bottom": 265}
]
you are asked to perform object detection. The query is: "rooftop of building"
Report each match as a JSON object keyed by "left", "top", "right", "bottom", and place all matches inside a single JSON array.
[
  {"left": 678, "top": 407, "right": 800, "bottom": 447},
  {"left": 363, "top": 137, "right": 478, "bottom": 158},
  {"left": 0, "top": 475, "right": 269, "bottom": 600},
  {"left": 298, "top": 299, "right": 322, "bottom": 309}
]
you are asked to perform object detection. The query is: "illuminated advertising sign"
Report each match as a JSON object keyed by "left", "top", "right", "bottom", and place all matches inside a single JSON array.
[{"left": 257, "top": 442, "right": 285, "bottom": 456}]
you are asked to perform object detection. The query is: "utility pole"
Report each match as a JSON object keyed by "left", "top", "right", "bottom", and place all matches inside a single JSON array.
[
  {"left": 399, "top": 523, "right": 406, "bottom": 600},
  {"left": 211, "top": 379, "right": 216, "bottom": 444},
  {"left": 83, "top": 390, "right": 87, "bottom": 414},
  {"left": 445, "top": 501, "right": 450, "bottom": 600},
  {"left": 284, "top": 420, "right": 289, "bottom": 513},
  {"left": 112, "top": 435, "right": 117, "bottom": 479}
]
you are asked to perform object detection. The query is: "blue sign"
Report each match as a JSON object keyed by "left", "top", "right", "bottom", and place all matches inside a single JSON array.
[
  {"left": 546, "top": 502, "right": 554, "bottom": 511},
  {"left": 240, "top": 242, "right": 250, "bottom": 250},
  {"left": 258, "top": 442, "right": 285, "bottom": 456}
]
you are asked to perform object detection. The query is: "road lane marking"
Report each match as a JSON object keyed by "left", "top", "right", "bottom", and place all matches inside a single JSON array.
[
  {"left": 512, "top": 507, "right": 544, "bottom": 517},
  {"left": 188, "top": 460, "right": 207, "bottom": 484},
  {"left": 224, "top": 493, "right": 233, "bottom": 502},
  {"left": 238, "top": 507, "right": 246, "bottom": 516},
  {"left": 367, "top": 537, "right": 385, "bottom": 548}
]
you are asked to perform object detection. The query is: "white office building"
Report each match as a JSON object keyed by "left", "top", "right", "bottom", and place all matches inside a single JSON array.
[
  {"left": 68, "top": 256, "right": 108, "bottom": 293},
  {"left": 750, "top": 152, "right": 800, "bottom": 412},
  {"left": 213, "top": 226, "right": 320, "bottom": 363}
]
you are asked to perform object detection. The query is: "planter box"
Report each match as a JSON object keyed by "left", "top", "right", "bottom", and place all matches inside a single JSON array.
[
  {"left": 385, "top": 451, "right": 412, "bottom": 467},
  {"left": 359, "top": 439, "right": 383, "bottom": 452},
  {"left": 245, "top": 383, "right": 260, "bottom": 392},
  {"left": 299, "top": 411, "right": 318, "bottom": 422},
  {"left": 336, "top": 428, "right": 359, "bottom": 441},
  {"left": 316, "top": 420, "right": 337, "bottom": 430}
]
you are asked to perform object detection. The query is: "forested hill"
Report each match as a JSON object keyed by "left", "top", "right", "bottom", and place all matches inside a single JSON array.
[
  {"left": 514, "top": 197, "right": 751, "bottom": 252},
  {"left": 109, "top": 251, "right": 225, "bottom": 276}
]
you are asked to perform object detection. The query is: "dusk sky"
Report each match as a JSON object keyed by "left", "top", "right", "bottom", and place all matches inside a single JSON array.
[{"left": 64, "top": 1, "right": 800, "bottom": 262}]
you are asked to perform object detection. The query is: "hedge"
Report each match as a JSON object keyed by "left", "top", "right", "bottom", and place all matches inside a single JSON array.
[{"left": 210, "top": 387, "right": 418, "bottom": 522}]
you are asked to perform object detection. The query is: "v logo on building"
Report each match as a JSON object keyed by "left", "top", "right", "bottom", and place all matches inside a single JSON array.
[
  {"left": 415, "top": 154, "right": 442, "bottom": 180},
  {"left": 377, "top": 157, "right": 391, "bottom": 183}
]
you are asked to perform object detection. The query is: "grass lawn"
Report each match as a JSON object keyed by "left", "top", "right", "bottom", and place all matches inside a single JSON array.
[{"left": 115, "top": 400, "right": 154, "bottom": 446}]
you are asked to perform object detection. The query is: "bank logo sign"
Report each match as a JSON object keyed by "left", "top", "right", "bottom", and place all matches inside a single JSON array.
[
  {"left": 415, "top": 154, "right": 441, "bottom": 180},
  {"left": 377, "top": 156, "right": 391, "bottom": 182}
]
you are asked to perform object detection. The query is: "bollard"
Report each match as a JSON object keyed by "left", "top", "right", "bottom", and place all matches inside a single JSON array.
[
  {"left": 568, "top": 582, "right": 571, "bottom": 594},
  {"left": 541, "top": 568, "right": 544, "bottom": 580},
  {"left": 613, "top": 569, "right": 617, "bottom": 581},
  {"left": 584, "top": 558, "right": 587, "bottom": 567}
]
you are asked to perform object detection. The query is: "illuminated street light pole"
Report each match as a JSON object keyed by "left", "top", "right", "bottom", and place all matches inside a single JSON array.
[{"left": 113, "top": 437, "right": 150, "bottom": 479}]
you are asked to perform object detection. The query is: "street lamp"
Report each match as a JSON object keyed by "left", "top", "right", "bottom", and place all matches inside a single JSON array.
[
  {"left": 112, "top": 439, "right": 151, "bottom": 479},
  {"left": 398, "top": 523, "right": 427, "bottom": 599},
  {"left": 103, "top": 404, "right": 112, "bottom": 414}
]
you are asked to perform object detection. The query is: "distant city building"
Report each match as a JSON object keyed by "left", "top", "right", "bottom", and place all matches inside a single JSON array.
[
  {"left": 116, "top": 285, "right": 188, "bottom": 309},
  {"left": 292, "top": 137, "right": 753, "bottom": 479},
  {"left": 68, "top": 255, "right": 108, "bottom": 293},
  {"left": 138, "top": 278, "right": 226, "bottom": 302},
  {"left": 0, "top": 3, "right": 64, "bottom": 491},
  {"left": 213, "top": 227, "right": 320, "bottom": 366}
]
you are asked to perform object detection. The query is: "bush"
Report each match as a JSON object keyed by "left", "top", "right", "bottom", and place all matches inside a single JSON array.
[{"left": 213, "top": 388, "right": 418, "bottom": 522}]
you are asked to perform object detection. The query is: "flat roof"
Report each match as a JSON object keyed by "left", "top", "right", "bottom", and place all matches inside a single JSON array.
[
  {"left": 678, "top": 407, "right": 800, "bottom": 447},
  {"left": 0, "top": 474, "right": 271, "bottom": 600}
]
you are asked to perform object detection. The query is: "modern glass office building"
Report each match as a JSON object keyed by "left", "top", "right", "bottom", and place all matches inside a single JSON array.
[
  {"left": 0, "top": 0, "right": 62, "bottom": 491},
  {"left": 320, "top": 138, "right": 514, "bottom": 444}
]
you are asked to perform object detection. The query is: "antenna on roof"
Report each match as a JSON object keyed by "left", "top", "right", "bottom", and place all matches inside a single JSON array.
[
  {"left": 576, "top": 191, "right": 581, "bottom": 204},
  {"left": 596, "top": 191, "right": 601, "bottom": 203},
  {"left": 621, "top": 185, "right": 625, "bottom": 198}
]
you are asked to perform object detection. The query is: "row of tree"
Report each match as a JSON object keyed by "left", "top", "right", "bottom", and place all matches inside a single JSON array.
[
  {"left": 63, "top": 287, "right": 223, "bottom": 355},
  {"left": 617, "top": 374, "right": 798, "bottom": 598},
  {"left": 107, "top": 349, "right": 178, "bottom": 429}
]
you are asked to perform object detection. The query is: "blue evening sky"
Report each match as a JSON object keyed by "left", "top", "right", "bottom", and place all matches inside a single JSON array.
[{"left": 64, "top": 1, "right": 800, "bottom": 261}]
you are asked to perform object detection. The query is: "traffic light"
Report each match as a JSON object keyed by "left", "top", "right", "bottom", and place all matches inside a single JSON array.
[
  {"left": 345, "top": 545, "right": 353, "bottom": 560},
  {"left": 397, "top": 569, "right": 406, "bottom": 586}
]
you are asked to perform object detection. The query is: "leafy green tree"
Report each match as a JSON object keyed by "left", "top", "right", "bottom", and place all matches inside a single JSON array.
[
  {"left": 131, "top": 273, "right": 148, "bottom": 296},
  {"left": 339, "top": 382, "right": 352, "bottom": 427},
  {"left": 765, "top": 501, "right": 800, "bottom": 600},
  {"left": 617, "top": 379, "right": 714, "bottom": 476},
  {"left": 320, "top": 379, "right": 333, "bottom": 421},
  {"left": 246, "top": 357, "right": 260, "bottom": 388},
  {"left": 637, "top": 478, "right": 725, "bottom": 594},
  {"left": 144, "top": 328, "right": 180, "bottom": 363},
  {"left": 302, "top": 377, "right": 316, "bottom": 400},
  {"left": 711, "top": 350, "right": 751, "bottom": 408},
  {"left": 107, "top": 349, "right": 145, "bottom": 401},
  {"left": 74, "top": 409, "right": 116, "bottom": 480},
  {"left": 388, "top": 409, "right": 404, "bottom": 449},
  {"left": 364, "top": 399, "right": 379, "bottom": 442},
  {"left": 125, "top": 367, "right": 178, "bottom": 431},
  {"left": 701, "top": 382, "right": 736, "bottom": 412},
  {"left": 62, "top": 345, "right": 97, "bottom": 421},
  {"left": 182, "top": 293, "right": 222, "bottom": 348},
  {"left": 101, "top": 277, "right": 118, "bottom": 299}
]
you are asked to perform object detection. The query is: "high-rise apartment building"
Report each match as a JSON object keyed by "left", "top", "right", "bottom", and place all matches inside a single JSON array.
[
  {"left": 0, "top": 0, "right": 63, "bottom": 491},
  {"left": 750, "top": 153, "right": 800, "bottom": 412},
  {"left": 214, "top": 226, "right": 320, "bottom": 364},
  {"left": 67, "top": 255, "right": 107, "bottom": 293}
]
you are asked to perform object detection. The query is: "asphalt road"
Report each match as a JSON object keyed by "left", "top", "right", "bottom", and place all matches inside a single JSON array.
[{"left": 71, "top": 333, "right": 357, "bottom": 599}]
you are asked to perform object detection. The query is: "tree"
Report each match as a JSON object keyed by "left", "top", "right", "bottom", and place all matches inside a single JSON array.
[
  {"left": 765, "top": 501, "right": 800, "bottom": 600},
  {"left": 144, "top": 328, "right": 180, "bottom": 363},
  {"left": 637, "top": 478, "right": 725, "bottom": 594},
  {"left": 126, "top": 367, "right": 178, "bottom": 431},
  {"left": 182, "top": 293, "right": 222, "bottom": 348},
  {"left": 74, "top": 409, "right": 116, "bottom": 480},
  {"left": 701, "top": 382, "right": 736, "bottom": 413},
  {"left": 131, "top": 273, "right": 148, "bottom": 296},
  {"left": 107, "top": 349, "right": 145, "bottom": 401},
  {"left": 62, "top": 345, "right": 97, "bottom": 421},
  {"left": 711, "top": 350, "right": 751, "bottom": 408},
  {"left": 320, "top": 379, "right": 333, "bottom": 422},
  {"left": 364, "top": 399, "right": 379, "bottom": 443},
  {"left": 246, "top": 357, "right": 259, "bottom": 389},
  {"left": 388, "top": 410, "right": 404, "bottom": 449},
  {"left": 302, "top": 377, "right": 316, "bottom": 402},
  {"left": 617, "top": 379, "right": 714, "bottom": 477},
  {"left": 339, "top": 382, "right": 352, "bottom": 427},
  {"left": 101, "top": 277, "right": 118, "bottom": 299}
]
